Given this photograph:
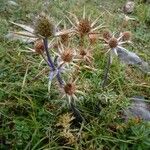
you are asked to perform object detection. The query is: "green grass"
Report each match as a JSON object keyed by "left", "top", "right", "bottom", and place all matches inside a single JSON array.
[{"left": 0, "top": 0, "right": 150, "bottom": 149}]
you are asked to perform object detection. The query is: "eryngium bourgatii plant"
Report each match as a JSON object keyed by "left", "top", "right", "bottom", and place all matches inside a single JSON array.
[{"left": 8, "top": 9, "right": 149, "bottom": 122}]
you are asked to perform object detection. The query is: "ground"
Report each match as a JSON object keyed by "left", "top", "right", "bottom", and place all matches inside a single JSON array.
[{"left": 0, "top": 0, "right": 150, "bottom": 149}]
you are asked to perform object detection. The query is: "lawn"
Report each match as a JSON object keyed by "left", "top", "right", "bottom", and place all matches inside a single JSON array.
[{"left": 0, "top": 0, "right": 150, "bottom": 149}]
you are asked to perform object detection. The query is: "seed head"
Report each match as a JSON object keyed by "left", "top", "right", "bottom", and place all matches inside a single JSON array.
[
  {"left": 61, "top": 49, "right": 73, "bottom": 63},
  {"left": 79, "top": 48, "right": 93, "bottom": 64},
  {"left": 89, "top": 33, "right": 99, "bottom": 44},
  {"left": 108, "top": 37, "right": 118, "bottom": 48},
  {"left": 53, "top": 42, "right": 59, "bottom": 50},
  {"left": 60, "top": 32, "right": 69, "bottom": 45},
  {"left": 34, "top": 13, "right": 55, "bottom": 37},
  {"left": 78, "top": 19, "right": 91, "bottom": 35},
  {"left": 122, "top": 31, "right": 132, "bottom": 41},
  {"left": 64, "top": 83, "right": 76, "bottom": 95},
  {"left": 34, "top": 39, "right": 44, "bottom": 54},
  {"left": 103, "top": 29, "right": 112, "bottom": 40},
  {"left": 80, "top": 49, "right": 87, "bottom": 57}
]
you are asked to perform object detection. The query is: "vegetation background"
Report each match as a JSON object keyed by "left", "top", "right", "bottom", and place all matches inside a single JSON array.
[{"left": 0, "top": 0, "right": 150, "bottom": 149}]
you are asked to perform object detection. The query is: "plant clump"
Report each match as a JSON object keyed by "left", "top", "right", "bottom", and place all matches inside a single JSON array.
[{"left": 8, "top": 7, "right": 149, "bottom": 134}]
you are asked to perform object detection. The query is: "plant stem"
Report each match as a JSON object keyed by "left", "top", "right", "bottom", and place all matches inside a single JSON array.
[
  {"left": 70, "top": 101, "right": 85, "bottom": 124},
  {"left": 102, "top": 53, "right": 111, "bottom": 89},
  {"left": 43, "top": 38, "right": 64, "bottom": 86},
  {"left": 56, "top": 70, "right": 64, "bottom": 86},
  {"left": 43, "top": 38, "right": 55, "bottom": 71}
]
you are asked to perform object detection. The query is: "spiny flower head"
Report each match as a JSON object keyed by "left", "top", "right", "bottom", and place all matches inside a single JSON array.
[
  {"left": 64, "top": 82, "right": 76, "bottom": 96},
  {"left": 121, "top": 31, "right": 132, "bottom": 41},
  {"left": 103, "top": 30, "right": 132, "bottom": 51},
  {"left": 80, "top": 49, "right": 87, "bottom": 57},
  {"left": 61, "top": 49, "right": 74, "bottom": 63},
  {"left": 55, "top": 43, "right": 77, "bottom": 67},
  {"left": 88, "top": 33, "right": 99, "bottom": 44},
  {"left": 56, "top": 21, "right": 74, "bottom": 45},
  {"left": 102, "top": 29, "right": 112, "bottom": 40},
  {"left": 34, "top": 39, "right": 44, "bottom": 54},
  {"left": 34, "top": 12, "right": 55, "bottom": 37},
  {"left": 78, "top": 18, "right": 91, "bottom": 35},
  {"left": 60, "top": 32, "right": 70, "bottom": 45},
  {"left": 79, "top": 47, "right": 94, "bottom": 64},
  {"left": 59, "top": 78, "right": 83, "bottom": 104},
  {"left": 66, "top": 7, "right": 104, "bottom": 37},
  {"left": 103, "top": 30, "right": 133, "bottom": 61},
  {"left": 108, "top": 37, "right": 118, "bottom": 48}
]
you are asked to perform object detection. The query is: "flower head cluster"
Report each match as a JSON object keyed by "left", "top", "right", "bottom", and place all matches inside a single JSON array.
[
  {"left": 103, "top": 30, "right": 132, "bottom": 62},
  {"left": 60, "top": 77, "right": 83, "bottom": 105},
  {"left": 8, "top": 9, "right": 145, "bottom": 108},
  {"left": 66, "top": 8, "right": 104, "bottom": 38}
]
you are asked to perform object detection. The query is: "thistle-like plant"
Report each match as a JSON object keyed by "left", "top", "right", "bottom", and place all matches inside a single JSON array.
[
  {"left": 101, "top": 29, "right": 149, "bottom": 88},
  {"left": 66, "top": 7, "right": 104, "bottom": 52},
  {"left": 66, "top": 8, "right": 104, "bottom": 36},
  {"left": 7, "top": 9, "right": 149, "bottom": 125},
  {"left": 8, "top": 12, "right": 87, "bottom": 116}
]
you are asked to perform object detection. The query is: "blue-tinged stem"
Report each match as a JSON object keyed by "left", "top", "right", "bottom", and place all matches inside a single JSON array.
[
  {"left": 43, "top": 38, "right": 55, "bottom": 71},
  {"left": 56, "top": 70, "right": 64, "bottom": 86},
  {"left": 43, "top": 38, "right": 64, "bottom": 86}
]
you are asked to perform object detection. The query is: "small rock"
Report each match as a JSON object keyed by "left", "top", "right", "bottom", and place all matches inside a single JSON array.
[
  {"left": 124, "top": 96, "right": 150, "bottom": 121},
  {"left": 123, "top": 1, "right": 135, "bottom": 14}
]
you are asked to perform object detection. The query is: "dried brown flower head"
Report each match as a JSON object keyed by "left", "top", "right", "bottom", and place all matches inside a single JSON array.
[
  {"left": 88, "top": 33, "right": 99, "bottom": 44},
  {"left": 61, "top": 49, "right": 73, "bottom": 63},
  {"left": 78, "top": 48, "right": 94, "bottom": 65},
  {"left": 80, "top": 49, "right": 87, "bottom": 57},
  {"left": 34, "top": 12, "right": 55, "bottom": 37},
  {"left": 60, "top": 32, "right": 69, "bottom": 45},
  {"left": 34, "top": 39, "right": 44, "bottom": 54},
  {"left": 103, "top": 29, "right": 112, "bottom": 40},
  {"left": 108, "top": 37, "right": 118, "bottom": 48},
  {"left": 78, "top": 19, "right": 91, "bottom": 35},
  {"left": 64, "top": 83, "right": 76, "bottom": 95},
  {"left": 122, "top": 31, "right": 132, "bottom": 41},
  {"left": 66, "top": 8, "right": 104, "bottom": 38},
  {"left": 52, "top": 42, "right": 59, "bottom": 50}
]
